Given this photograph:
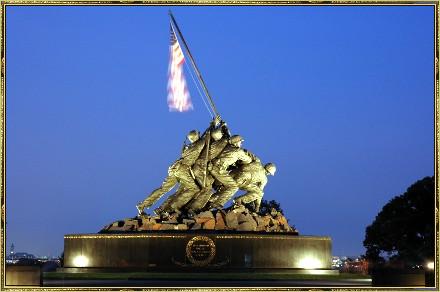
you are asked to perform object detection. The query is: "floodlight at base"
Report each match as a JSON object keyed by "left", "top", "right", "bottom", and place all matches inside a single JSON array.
[{"left": 73, "top": 255, "right": 89, "bottom": 267}]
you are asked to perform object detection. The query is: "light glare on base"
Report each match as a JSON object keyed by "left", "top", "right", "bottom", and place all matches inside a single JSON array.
[
  {"left": 427, "top": 262, "right": 434, "bottom": 270},
  {"left": 298, "top": 257, "right": 322, "bottom": 269},
  {"left": 73, "top": 255, "right": 89, "bottom": 267}
]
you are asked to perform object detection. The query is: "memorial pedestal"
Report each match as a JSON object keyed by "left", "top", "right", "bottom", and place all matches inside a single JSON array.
[{"left": 63, "top": 231, "right": 334, "bottom": 274}]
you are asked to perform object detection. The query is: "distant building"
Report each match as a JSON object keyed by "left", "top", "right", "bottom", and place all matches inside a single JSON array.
[
  {"left": 6, "top": 244, "right": 37, "bottom": 264},
  {"left": 6, "top": 243, "right": 60, "bottom": 266},
  {"left": 6, "top": 252, "right": 36, "bottom": 264},
  {"left": 332, "top": 255, "right": 368, "bottom": 274},
  {"left": 342, "top": 257, "right": 368, "bottom": 274},
  {"left": 332, "top": 256, "right": 343, "bottom": 269}
]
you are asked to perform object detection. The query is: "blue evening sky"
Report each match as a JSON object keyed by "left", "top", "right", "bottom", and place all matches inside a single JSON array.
[{"left": 5, "top": 5, "right": 434, "bottom": 258}]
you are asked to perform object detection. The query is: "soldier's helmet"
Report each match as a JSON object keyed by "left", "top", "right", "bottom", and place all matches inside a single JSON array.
[
  {"left": 264, "top": 163, "right": 277, "bottom": 176},
  {"left": 229, "top": 135, "right": 244, "bottom": 146},
  {"left": 187, "top": 130, "right": 199, "bottom": 143},
  {"left": 211, "top": 128, "right": 223, "bottom": 141}
]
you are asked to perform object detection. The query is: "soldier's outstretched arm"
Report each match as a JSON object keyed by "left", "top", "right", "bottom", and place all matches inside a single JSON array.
[
  {"left": 239, "top": 149, "right": 254, "bottom": 164},
  {"left": 199, "top": 115, "right": 220, "bottom": 140},
  {"left": 212, "top": 115, "right": 221, "bottom": 127},
  {"left": 209, "top": 115, "right": 230, "bottom": 138},
  {"left": 243, "top": 149, "right": 260, "bottom": 163},
  {"left": 220, "top": 121, "right": 231, "bottom": 138}
]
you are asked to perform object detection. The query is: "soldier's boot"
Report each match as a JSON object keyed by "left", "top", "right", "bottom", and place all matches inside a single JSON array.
[
  {"left": 208, "top": 195, "right": 219, "bottom": 204},
  {"left": 136, "top": 202, "right": 147, "bottom": 215},
  {"left": 154, "top": 207, "right": 172, "bottom": 220},
  {"left": 160, "top": 211, "right": 170, "bottom": 220},
  {"left": 153, "top": 207, "right": 163, "bottom": 216},
  {"left": 246, "top": 201, "right": 257, "bottom": 213},
  {"left": 187, "top": 209, "right": 196, "bottom": 218},
  {"left": 154, "top": 207, "right": 170, "bottom": 220},
  {"left": 232, "top": 198, "right": 243, "bottom": 208},
  {"left": 209, "top": 202, "right": 223, "bottom": 211},
  {"left": 254, "top": 201, "right": 261, "bottom": 213}
]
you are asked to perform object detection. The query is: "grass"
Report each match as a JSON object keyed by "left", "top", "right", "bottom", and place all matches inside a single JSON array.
[{"left": 43, "top": 271, "right": 371, "bottom": 281}]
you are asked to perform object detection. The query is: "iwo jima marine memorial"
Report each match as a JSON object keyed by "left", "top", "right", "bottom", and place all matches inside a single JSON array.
[{"left": 62, "top": 12, "right": 334, "bottom": 275}]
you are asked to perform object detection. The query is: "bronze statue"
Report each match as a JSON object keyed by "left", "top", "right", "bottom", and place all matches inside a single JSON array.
[
  {"left": 232, "top": 162, "right": 277, "bottom": 212},
  {"left": 136, "top": 116, "right": 275, "bottom": 216}
]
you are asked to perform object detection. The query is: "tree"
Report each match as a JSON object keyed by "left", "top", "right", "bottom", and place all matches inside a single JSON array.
[
  {"left": 363, "top": 176, "right": 434, "bottom": 268},
  {"left": 59, "top": 251, "right": 64, "bottom": 267},
  {"left": 259, "top": 199, "right": 284, "bottom": 215}
]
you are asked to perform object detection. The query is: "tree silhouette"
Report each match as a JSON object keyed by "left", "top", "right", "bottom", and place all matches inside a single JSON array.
[
  {"left": 363, "top": 176, "right": 435, "bottom": 268},
  {"left": 59, "top": 251, "right": 64, "bottom": 267}
]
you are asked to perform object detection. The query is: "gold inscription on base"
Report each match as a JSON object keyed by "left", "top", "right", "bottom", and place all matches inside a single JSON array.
[{"left": 185, "top": 236, "right": 216, "bottom": 267}]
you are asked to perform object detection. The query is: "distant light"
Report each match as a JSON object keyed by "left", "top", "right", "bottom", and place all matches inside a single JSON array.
[
  {"left": 73, "top": 255, "right": 89, "bottom": 267},
  {"left": 427, "top": 262, "right": 434, "bottom": 270},
  {"left": 298, "top": 257, "right": 322, "bottom": 269}
]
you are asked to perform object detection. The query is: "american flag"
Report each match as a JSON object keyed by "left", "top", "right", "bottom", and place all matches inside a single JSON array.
[{"left": 167, "top": 24, "right": 193, "bottom": 112}]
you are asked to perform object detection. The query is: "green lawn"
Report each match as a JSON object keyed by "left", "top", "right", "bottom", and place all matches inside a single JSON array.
[{"left": 44, "top": 271, "right": 370, "bottom": 281}]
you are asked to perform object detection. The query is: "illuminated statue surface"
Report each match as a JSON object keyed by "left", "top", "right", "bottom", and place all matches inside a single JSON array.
[{"left": 136, "top": 118, "right": 276, "bottom": 218}]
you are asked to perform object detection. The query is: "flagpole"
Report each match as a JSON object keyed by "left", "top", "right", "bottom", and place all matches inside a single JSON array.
[{"left": 169, "top": 11, "right": 220, "bottom": 119}]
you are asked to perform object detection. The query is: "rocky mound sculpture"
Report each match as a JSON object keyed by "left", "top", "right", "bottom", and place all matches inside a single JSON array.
[
  {"left": 100, "top": 116, "right": 297, "bottom": 235},
  {"left": 101, "top": 205, "right": 298, "bottom": 234}
]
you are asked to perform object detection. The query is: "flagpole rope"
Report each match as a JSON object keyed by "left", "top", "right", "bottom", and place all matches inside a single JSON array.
[{"left": 184, "top": 59, "right": 214, "bottom": 118}]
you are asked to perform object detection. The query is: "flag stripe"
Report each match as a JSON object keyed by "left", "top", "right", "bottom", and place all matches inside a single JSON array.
[{"left": 167, "top": 24, "right": 193, "bottom": 112}]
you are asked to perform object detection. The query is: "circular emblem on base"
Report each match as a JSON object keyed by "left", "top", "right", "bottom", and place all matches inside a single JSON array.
[{"left": 186, "top": 236, "right": 216, "bottom": 266}]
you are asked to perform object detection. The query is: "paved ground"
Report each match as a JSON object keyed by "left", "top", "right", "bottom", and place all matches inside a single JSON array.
[{"left": 43, "top": 278, "right": 372, "bottom": 287}]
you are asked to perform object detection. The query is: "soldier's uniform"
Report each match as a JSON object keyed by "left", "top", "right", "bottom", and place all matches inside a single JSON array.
[
  {"left": 157, "top": 123, "right": 228, "bottom": 214},
  {"left": 137, "top": 135, "right": 205, "bottom": 212},
  {"left": 192, "top": 137, "right": 228, "bottom": 187},
  {"left": 165, "top": 136, "right": 209, "bottom": 211},
  {"left": 232, "top": 161, "right": 268, "bottom": 212},
  {"left": 188, "top": 136, "right": 229, "bottom": 211},
  {"left": 209, "top": 143, "right": 253, "bottom": 207}
]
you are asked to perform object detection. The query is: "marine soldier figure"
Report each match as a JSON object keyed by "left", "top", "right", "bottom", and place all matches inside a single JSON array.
[
  {"left": 208, "top": 135, "right": 254, "bottom": 209},
  {"left": 187, "top": 124, "right": 230, "bottom": 212},
  {"left": 136, "top": 130, "right": 205, "bottom": 215},
  {"left": 155, "top": 118, "right": 225, "bottom": 215},
  {"left": 232, "top": 162, "right": 277, "bottom": 212},
  {"left": 192, "top": 126, "right": 227, "bottom": 187}
]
